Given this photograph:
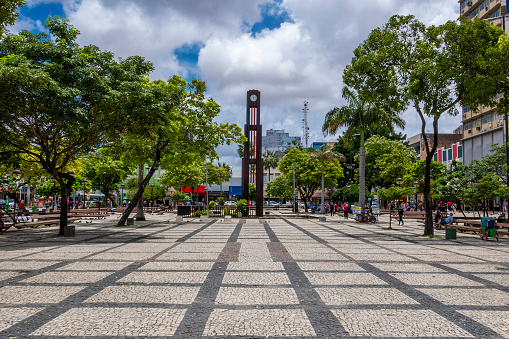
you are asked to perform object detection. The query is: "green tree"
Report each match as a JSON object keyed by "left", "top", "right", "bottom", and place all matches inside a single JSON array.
[
  {"left": 402, "top": 160, "right": 446, "bottom": 193},
  {"left": 323, "top": 86, "right": 404, "bottom": 215},
  {"left": 278, "top": 148, "right": 343, "bottom": 212},
  {"left": 332, "top": 127, "right": 407, "bottom": 188},
  {"left": 377, "top": 186, "right": 417, "bottom": 228},
  {"left": 0, "top": 17, "right": 153, "bottom": 235},
  {"left": 263, "top": 150, "right": 279, "bottom": 203},
  {"left": 431, "top": 160, "right": 471, "bottom": 216},
  {"left": 170, "top": 191, "right": 190, "bottom": 204},
  {"left": 82, "top": 154, "right": 132, "bottom": 207},
  {"left": 343, "top": 15, "right": 503, "bottom": 235},
  {"left": 161, "top": 163, "right": 205, "bottom": 203},
  {"left": 310, "top": 145, "right": 344, "bottom": 213},
  {"left": 115, "top": 77, "right": 245, "bottom": 226},
  {"left": 216, "top": 162, "right": 232, "bottom": 197},
  {"left": 474, "top": 172, "right": 501, "bottom": 216},
  {"left": 265, "top": 175, "right": 293, "bottom": 201},
  {"left": 285, "top": 139, "right": 304, "bottom": 152},
  {"left": 469, "top": 143, "right": 509, "bottom": 185},
  {"left": 0, "top": 0, "right": 25, "bottom": 37},
  {"left": 363, "top": 136, "right": 416, "bottom": 189}
]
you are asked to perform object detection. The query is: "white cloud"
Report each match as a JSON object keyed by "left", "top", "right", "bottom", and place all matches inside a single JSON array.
[{"left": 11, "top": 0, "right": 463, "bottom": 170}]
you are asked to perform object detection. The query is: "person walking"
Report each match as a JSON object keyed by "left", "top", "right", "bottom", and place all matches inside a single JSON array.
[
  {"left": 398, "top": 201, "right": 405, "bottom": 225},
  {"left": 343, "top": 203, "right": 349, "bottom": 219}
]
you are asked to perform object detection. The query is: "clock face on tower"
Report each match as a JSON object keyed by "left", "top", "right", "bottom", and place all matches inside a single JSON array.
[{"left": 250, "top": 94, "right": 258, "bottom": 102}]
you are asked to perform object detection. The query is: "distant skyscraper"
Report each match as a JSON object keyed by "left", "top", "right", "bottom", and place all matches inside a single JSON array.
[{"left": 262, "top": 129, "right": 301, "bottom": 151}]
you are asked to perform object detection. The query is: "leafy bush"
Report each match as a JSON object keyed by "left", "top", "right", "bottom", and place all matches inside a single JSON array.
[
  {"left": 209, "top": 201, "right": 216, "bottom": 208},
  {"left": 192, "top": 210, "right": 208, "bottom": 217},
  {"left": 217, "top": 197, "right": 224, "bottom": 205},
  {"left": 235, "top": 199, "right": 248, "bottom": 213},
  {"left": 224, "top": 206, "right": 231, "bottom": 216}
]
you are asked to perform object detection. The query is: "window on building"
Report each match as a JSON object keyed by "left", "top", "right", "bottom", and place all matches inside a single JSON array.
[
  {"left": 493, "top": 111, "right": 503, "bottom": 120},
  {"left": 463, "top": 105, "right": 470, "bottom": 113},
  {"left": 489, "top": 9, "right": 500, "bottom": 18},
  {"left": 448, "top": 148, "right": 453, "bottom": 161},
  {"left": 464, "top": 122, "right": 472, "bottom": 130},
  {"left": 434, "top": 153, "right": 437, "bottom": 162},
  {"left": 473, "top": 118, "right": 482, "bottom": 128},
  {"left": 469, "top": 7, "right": 479, "bottom": 19},
  {"left": 461, "top": 0, "right": 468, "bottom": 9},
  {"left": 480, "top": 0, "right": 489, "bottom": 11},
  {"left": 458, "top": 145, "right": 463, "bottom": 158},
  {"left": 482, "top": 113, "right": 492, "bottom": 124},
  {"left": 443, "top": 150, "right": 447, "bottom": 162},
  {"left": 269, "top": 174, "right": 274, "bottom": 182}
]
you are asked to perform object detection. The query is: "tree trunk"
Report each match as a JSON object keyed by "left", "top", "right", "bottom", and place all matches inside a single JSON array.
[
  {"left": 359, "top": 130, "right": 366, "bottom": 215},
  {"left": 117, "top": 141, "right": 168, "bottom": 226},
  {"left": 320, "top": 164, "right": 325, "bottom": 214},
  {"left": 136, "top": 164, "right": 145, "bottom": 221},
  {"left": 58, "top": 182, "right": 69, "bottom": 236}
]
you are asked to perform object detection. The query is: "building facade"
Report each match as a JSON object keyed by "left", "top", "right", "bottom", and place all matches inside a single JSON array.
[
  {"left": 433, "top": 142, "right": 464, "bottom": 168},
  {"left": 407, "top": 133, "right": 462, "bottom": 161},
  {"left": 262, "top": 129, "right": 301, "bottom": 151},
  {"left": 460, "top": 0, "right": 508, "bottom": 165}
]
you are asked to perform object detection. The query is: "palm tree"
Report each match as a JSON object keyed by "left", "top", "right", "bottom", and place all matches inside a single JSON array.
[
  {"left": 323, "top": 86, "right": 404, "bottom": 215},
  {"left": 310, "top": 145, "right": 344, "bottom": 214},
  {"left": 263, "top": 150, "right": 279, "bottom": 203},
  {"left": 285, "top": 139, "right": 304, "bottom": 152},
  {"left": 217, "top": 162, "right": 232, "bottom": 199}
]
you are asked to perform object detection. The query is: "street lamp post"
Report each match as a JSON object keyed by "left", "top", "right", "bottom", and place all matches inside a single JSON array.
[
  {"left": 66, "top": 170, "right": 75, "bottom": 212},
  {"left": 82, "top": 179, "right": 88, "bottom": 209},
  {"left": 413, "top": 181, "right": 419, "bottom": 210},
  {"left": 12, "top": 169, "right": 21, "bottom": 225},
  {"left": 121, "top": 184, "right": 125, "bottom": 206}
]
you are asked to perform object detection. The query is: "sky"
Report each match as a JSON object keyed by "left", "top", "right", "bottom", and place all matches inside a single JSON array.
[{"left": 10, "top": 0, "right": 461, "bottom": 170}]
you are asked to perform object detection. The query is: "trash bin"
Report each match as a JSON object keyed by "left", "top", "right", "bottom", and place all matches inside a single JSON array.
[
  {"left": 126, "top": 218, "right": 134, "bottom": 225},
  {"left": 445, "top": 228, "right": 456, "bottom": 239},
  {"left": 177, "top": 205, "right": 191, "bottom": 216},
  {"left": 32, "top": 207, "right": 37, "bottom": 212},
  {"left": 481, "top": 217, "right": 495, "bottom": 227}
]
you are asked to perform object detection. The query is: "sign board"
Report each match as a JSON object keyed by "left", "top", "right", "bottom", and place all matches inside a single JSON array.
[
  {"left": 372, "top": 207, "right": 380, "bottom": 215},
  {"left": 292, "top": 193, "right": 296, "bottom": 197},
  {"left": 352, "top": 205, "right": 361, "bottom": 214}
]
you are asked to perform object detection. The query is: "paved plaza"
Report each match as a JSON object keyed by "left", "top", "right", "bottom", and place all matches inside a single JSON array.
[{"left": 0, "top": 212, "right": 508, "bottom": 338}]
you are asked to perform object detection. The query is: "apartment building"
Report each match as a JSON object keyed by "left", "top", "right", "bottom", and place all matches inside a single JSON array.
[
  {"left": 460, "top": 0, "right": 508, "bottom": 165},
  {"left": 407, "top": 133, "right": 462, "bottom": 161}
]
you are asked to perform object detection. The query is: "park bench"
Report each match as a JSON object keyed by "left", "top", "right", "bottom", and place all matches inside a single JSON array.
[{"left": 1, "top": 214, "right": 82, "bottom": 232}]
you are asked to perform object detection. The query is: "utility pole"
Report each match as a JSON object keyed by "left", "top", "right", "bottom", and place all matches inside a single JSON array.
[
  {"left": 293, "top": 163, "right": 296, "bottom": 213},
  {"left": 302, "top": 101, "right": 309, "bottom": 148}
]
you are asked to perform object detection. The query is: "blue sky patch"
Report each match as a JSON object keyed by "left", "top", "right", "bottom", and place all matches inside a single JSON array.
[
  {"left": 19, "top": 2, "right": 65, "bottom": 25},
  {"left": 174, "top": 42, "right": 204, "bottom": 81},
  {"left": 251, "top": 1, "right": 293, "bottom": 37}
]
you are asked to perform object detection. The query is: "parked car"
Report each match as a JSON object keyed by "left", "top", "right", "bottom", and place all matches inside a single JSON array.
[
  {"left": 269, "top": 201, "right": 280, "bottom": 206},
  {"left": 224, "top": 201, "right": 236, "bottom": 206}
]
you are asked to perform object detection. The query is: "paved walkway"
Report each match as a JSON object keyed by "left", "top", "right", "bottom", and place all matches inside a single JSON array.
[{"left": 0, "top": 213, "right": 508, "bottom": 338}]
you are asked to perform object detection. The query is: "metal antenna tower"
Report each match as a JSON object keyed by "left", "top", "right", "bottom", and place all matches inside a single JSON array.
[{"left": 302, "top": 100, "right": 309, "bottom": 148}]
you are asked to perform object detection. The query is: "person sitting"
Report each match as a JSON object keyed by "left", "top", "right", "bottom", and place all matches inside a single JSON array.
[{"left": 440, "top": 213, "right": 454, "bottom": 226}]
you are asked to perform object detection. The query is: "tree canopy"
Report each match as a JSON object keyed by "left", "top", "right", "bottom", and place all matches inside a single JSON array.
[{"left": 342, "top": 15, "right": 504, "bottom": 235}]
